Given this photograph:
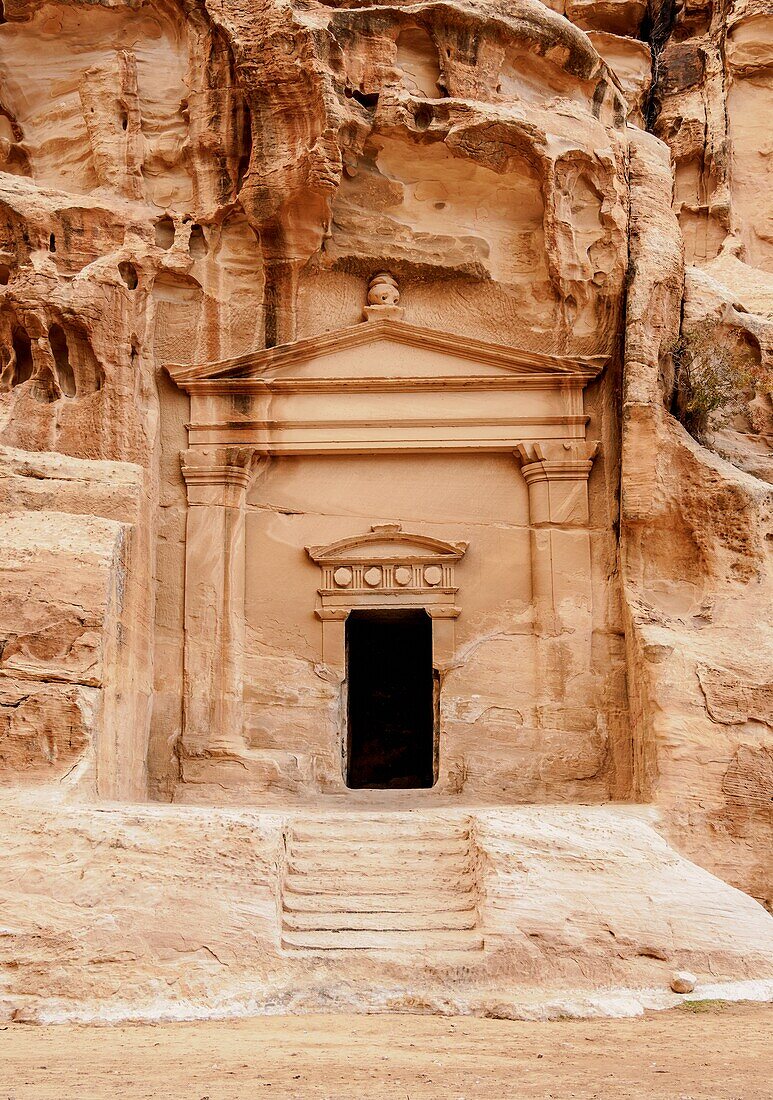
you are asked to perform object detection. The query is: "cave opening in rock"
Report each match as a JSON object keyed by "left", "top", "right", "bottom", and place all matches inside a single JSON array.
[
  {"left": 350, "top": 88, "right": 379, "bottom": 110},
  {"left": 345, "top": 609, "right": 435, "bottom": 790},
  {"left": 48, "top": 323, "right": 75, "bottom": 397},
  {"left": 188, "top": 223, "right": 208, "bottom": 258},
  {"left": 11, "top": 326, "right": 33, "bottom": 385},
  {"left": 119, "top": 260, "right": 138, "bottom": 290},
  {"left": 396, "top": 26, "right": 442, "bottom": 98},
  {"left": 154, "top": 216, "right": 175, "bottom": 249}
]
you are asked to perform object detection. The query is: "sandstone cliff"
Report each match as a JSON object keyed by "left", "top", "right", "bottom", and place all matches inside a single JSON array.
[{"left": 0, "top": 0, "right": 771, "bottom": 1020}]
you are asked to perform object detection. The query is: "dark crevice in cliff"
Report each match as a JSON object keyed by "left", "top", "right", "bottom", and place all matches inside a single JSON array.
[{"left": 641, "top": 0, "right": 679, "bottom": 130}]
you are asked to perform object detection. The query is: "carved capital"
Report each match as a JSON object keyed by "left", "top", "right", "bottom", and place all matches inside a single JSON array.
[
  {"left": 315, "top": 608, "right": 350, "bottom": 621},
  {"left": 181, "top": 447, "right": 259, "bottom": 506},
  {"left": 515, "top": 441, "right": 599, "bottom": 527},
  {"left": 514, "top": 440, "right": 599, "bottom": 484},
  {"left": 425, "top": 605, "right": 462, "bottom": 620}
]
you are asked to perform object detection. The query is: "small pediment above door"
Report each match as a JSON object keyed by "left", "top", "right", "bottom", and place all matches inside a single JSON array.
[
  {"left": 307, "top": 524, "right": 468, "bottom": 565},
  {"left": 307, "top": 525, "right": 467, "bottom": 614},
  {"left": 166, "top": 319, "right": 605, "bottom": 389}
]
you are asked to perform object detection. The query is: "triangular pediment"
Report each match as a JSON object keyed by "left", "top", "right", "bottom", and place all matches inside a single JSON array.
[{"left": 167, "top": 319, "right": 604, "bottom": 390}]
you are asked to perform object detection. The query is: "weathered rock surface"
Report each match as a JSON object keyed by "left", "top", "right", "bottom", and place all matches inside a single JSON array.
[{"left": 0, "top": 446, "right": 144, "bottom": 793}]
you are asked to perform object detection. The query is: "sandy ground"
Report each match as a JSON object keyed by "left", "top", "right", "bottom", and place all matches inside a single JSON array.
[{"left": 0, "top": 1003, "right": 771, "bottom": 1099}]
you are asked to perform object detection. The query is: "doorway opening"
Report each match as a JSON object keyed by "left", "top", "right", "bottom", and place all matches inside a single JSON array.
[{"left": 345, "top": 609, "right": 436, "bottom": 789}]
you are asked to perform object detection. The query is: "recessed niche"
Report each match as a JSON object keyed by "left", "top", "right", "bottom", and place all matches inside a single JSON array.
[
  {"left": 154, "top": 216, "right": 175, "bottom": 249},
  {"left": 188, "top": 224, "right": 208, "bottom": 259},
  {"left": 351, "top": 89, "right": 379, "bottom": 110},
  {"left": 11, "top": 327, "right": 33, "bottom": 386},
  {"left": 48, "top": 323, "right": 76, "bottom": 398},
  {"left": 119, "top": 261, "right": 139, "bottom": 290},
  {"left": 414, "top": 103, "right": 433, "bottom": 130},
  {"left": 396, "top": 27, "right": 442, "bottom": 99}
]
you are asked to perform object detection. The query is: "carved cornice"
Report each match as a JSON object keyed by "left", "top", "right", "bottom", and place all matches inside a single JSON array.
[
  {"left": 189, "top": 415, "right": 590, "bottom": 433},
  {"left": 179, "top": 376, "right": 594, "bottom": 396}
]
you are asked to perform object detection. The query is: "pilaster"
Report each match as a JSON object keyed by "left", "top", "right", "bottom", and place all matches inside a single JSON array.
[
  {"left": 180, "top": 448, "right": 256, "bottom": 755},
  {"left": 515, "top": 441, "right": 599, "bottom": 636}
]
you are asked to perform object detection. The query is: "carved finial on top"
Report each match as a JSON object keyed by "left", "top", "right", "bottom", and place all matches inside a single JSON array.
[
  {"left": 363, "top": 271, "right": 404, "bottom": 322},
  {"left": 368, "top": 271, "right": 400, "bottom": 306}
]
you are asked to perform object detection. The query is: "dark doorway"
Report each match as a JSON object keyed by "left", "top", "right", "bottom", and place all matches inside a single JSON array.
[{"left": 346, "top": 609, "right": 435, "bottom": 789}]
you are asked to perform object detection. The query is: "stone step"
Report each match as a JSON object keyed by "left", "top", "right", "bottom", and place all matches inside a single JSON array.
[
  {"left": 282, "top": 907, "right": 479, "bottom": 932},
  {"left": 281, "top": 928, "right": 484, "bottom": 952},
  {"left": 286, "top": 838, "right": 471, "bottom": 859},
  {"left": 289, "top": 821, "right": 471, "bottom": 844},
  {"left": 280, "top": 816, "right": 482, "bottom": 953},
  {"left": 285, "top": 852, "right": 475, "bottom": 876},
  {"left": 282, "top": 871, "right": 477, "bottom": 896},
  {"left": 281, "top": 890, "right": 477, "bottom": 914}
]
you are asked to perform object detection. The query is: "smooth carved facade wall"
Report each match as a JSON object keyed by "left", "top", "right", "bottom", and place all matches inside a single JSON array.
[{"left": 165, "top": 315, "right": 628, "bottom": 804}]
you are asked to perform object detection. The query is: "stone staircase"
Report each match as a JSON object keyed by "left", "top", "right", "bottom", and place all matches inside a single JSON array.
[{"left": 280, "top": 814, "right": 483, "bottom": 953}]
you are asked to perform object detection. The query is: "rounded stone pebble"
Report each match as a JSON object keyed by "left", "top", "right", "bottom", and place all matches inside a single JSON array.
[{"left": 670, "top": 971, "right": 697, "bottom": 994}]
